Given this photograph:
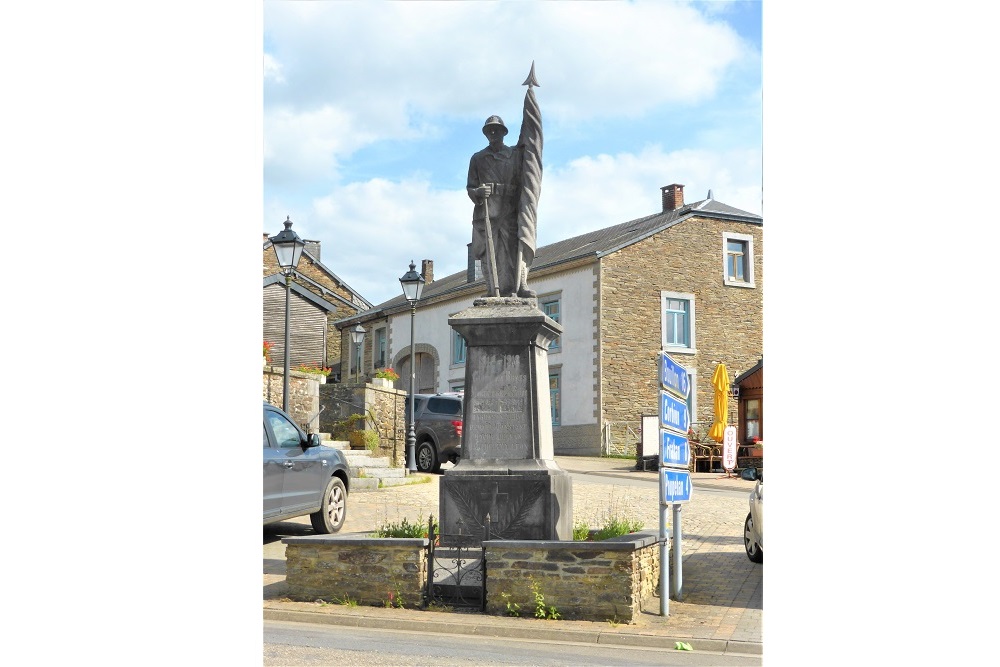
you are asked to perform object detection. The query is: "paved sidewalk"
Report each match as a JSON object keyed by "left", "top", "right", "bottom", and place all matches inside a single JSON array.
[{"left": 264, "top": 457, "right": 762, "bottom": 658}]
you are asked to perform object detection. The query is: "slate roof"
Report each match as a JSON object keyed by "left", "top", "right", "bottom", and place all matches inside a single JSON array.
[
  {"left": 263, "top": 274, "right": 339, "bottom": 313},
  {"left": 341, "top": 196, "right": 761, "bottom": 319},
  {"left": 263, "top": 242, "right": 374, "bottom": 311}
]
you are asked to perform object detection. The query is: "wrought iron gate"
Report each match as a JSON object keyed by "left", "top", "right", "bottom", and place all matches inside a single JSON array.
[{"left": 422, "top": 515, "right": 487, "bottom": 611}]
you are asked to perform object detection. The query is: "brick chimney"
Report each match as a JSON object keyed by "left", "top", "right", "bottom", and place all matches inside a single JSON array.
[
  {"left": 661, "top": 184, "right": 685, "bottom": 212},
  {"left": 421, "top": 259, "right": 434, "bottom": 284},
  {"left": 262, "top": 232, "right": 270, "bottom": 244}
]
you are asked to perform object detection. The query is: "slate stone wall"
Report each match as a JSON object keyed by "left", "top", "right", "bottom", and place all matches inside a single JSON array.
[
  {"left": 283, "top": 537, "right": 427, "bottom": 606},
  {"left": 483, "top": 533, "right": 659, "bottom": 623}
]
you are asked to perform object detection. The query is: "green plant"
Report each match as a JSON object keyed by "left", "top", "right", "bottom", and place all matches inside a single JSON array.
[
  {"left": 499, "top": 591, "right": 521, "bottom": 617},
  {"left": 530, "top": 580, "right": 561, "bottom": 620},
  {"left": 572, "top": 520, "right": 590, "bottom": 541},
  {"left": 372, "top": 514, "right": 438, "bottom": 539},
  {"left": 384, "top": 582, "right": 405, "bottom": 609},
  {"left": 295, "top": 363, "right": 332, "bottom": 375},
  {"left": 348, "top": 428, "right": 379, "bottom": 451},
  {"left": 607, "top": 616, "right": 621, "bottom": 628},
  {"left": 331, "top": 409, "right": 379, "bottom": 440},
  {"left": 332, "top": 594, "right": 358, "bottom": 607},
  {"left": 593, "top": 515, "right": 644, "bottom": 541},
  {"left": 374, "top": 367, "right": 400, "bottom": 381}
]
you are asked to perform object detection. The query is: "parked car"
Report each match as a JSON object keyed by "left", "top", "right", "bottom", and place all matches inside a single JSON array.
[
  {"left": 263, "top": 402, "right": 351, "bottom": 533},
  {"left": 743, "top": 470, "right": 763, "bottom": 563},
  {"left": 405, "top": 392, "right": 463, "bottom": 473}
]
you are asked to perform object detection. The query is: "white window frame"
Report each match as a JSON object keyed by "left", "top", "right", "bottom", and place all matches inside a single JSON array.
[
  {"left": 451, "top": 329, "right": 467, "bottom": 366},
  {"left": 539, "top": 292, "right": 561, "bottom": 352},
  {"left": 375, "top": 327, "right": 387, "bottom": 368},
  {"left": 722, "top": 232, "right": 755, "bottom": 288},
  {"left": 660, "top": 290, "right": 696, "bottom": 355}
]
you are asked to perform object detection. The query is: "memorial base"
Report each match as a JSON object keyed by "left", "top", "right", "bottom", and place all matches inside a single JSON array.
[
  {"left": 439, "top": 469, "right": 573, "bottom": 546},
  {"left": 439, "top": 297, "right": 573, "bottom": 546}
]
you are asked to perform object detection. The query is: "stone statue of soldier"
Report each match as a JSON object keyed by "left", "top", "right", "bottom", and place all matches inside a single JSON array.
[{"left": 467, "top": 115, "right": 536, "bottom": 298}]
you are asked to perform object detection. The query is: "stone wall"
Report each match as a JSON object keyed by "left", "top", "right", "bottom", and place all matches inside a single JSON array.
[
  {"left": 283, "top": 537, "right": 426, "bottom": 607},
  {"left": 282, "top": 532, "right": 660, "bottom": 623},
  {"left": 366, "top": 382, "right": 407, "bottom": 467},
  {"left": 318, "top": 380, "right": 406, "bottom": 466},
  {"left": 262, "top": 367, "right": 325, "bottom": 433},
  {"left": 483, "top": 533, "right": 659, "bottom": 623}
]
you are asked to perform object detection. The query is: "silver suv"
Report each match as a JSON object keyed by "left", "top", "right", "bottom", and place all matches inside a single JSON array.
[
  {"left": 406, "top": 393, "right": 463, "bottom": 473},
  {"left": 263, "top": 402, "right": 351, "bottom": 533}
]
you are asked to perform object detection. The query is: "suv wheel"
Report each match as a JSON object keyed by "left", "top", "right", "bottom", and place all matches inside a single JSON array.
[
  {"left": 310, "top": 477, "right": 347, "bottom": 534},
  {"left": 416, "top": 441, "right": 440, "bottom": 474}
]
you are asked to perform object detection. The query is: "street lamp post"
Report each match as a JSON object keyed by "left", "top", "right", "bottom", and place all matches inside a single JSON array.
[
  {"left": 399, "top": 260, "right": 425, "bottom": 473},
  {"left": 269, "top": 216, "right": 305, "bottom": 413},
  {"left": 350, "top": 323, "right": 366, "bottom": 384}
]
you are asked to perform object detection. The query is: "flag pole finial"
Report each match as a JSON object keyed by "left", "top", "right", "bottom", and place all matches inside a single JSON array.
[{"left": 522, "top": 61, "right": 540, "bottom": 88}]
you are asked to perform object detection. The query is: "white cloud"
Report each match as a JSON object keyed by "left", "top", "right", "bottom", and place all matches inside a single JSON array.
[
  {"left": 262, "top": 53, "right": 284, "bottom": 83},
  {"left": 263, "top": 1, "right": 756, "bottom": 176}
]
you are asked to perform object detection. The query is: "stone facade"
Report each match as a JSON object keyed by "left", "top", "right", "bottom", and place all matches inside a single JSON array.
[{"left": 599, "top": 215, "right": 763, "bottom": 429}]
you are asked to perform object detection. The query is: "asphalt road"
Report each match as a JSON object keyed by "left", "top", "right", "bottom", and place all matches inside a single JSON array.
[{"left": 264, "top": 619, "right": 762, "bottom": 666}]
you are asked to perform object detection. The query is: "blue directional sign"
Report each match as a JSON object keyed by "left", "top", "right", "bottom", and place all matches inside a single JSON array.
[
  {"left": 659, "top": 352, "right": 691, "bottom": 400},
  {"left": 660, "top": 468, "right": 692, "bottom": 504},
  {"left": 660, "top": 430, "right": 690, "bottom": 469},
  {"left": 659, "top": 390, "right": 690, "bottom": 434}
]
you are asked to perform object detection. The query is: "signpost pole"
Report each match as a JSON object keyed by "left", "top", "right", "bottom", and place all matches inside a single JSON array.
[
  {"left": 659, "top": 496, "right": 669, "bottom": 616},
  {"left": 672, "top": 504, "right": 683, "bottom": 600},
  {"left": 658, "top": 351, "right": 693, "bottom": 610}
]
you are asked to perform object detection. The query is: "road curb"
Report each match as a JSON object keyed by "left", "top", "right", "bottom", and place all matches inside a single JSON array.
[{"left": 263, "top": 606, "right": 762, "bottom": 656}]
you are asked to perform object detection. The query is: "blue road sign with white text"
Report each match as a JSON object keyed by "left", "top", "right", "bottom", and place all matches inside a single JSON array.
[
  {"left": 660, "top": 468, "right": 692, "bottom": 504},
  {"left": 659, "top": 352, "right": 691, "bottom": 399},
  {"left": 659, "top": 390, "right": 690, "bottom": 434},
  {"left": 660, "top": 430, "right": 690, "bottom": 469}
]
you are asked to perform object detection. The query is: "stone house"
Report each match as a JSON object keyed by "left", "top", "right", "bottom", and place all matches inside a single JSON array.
[
  {"left": 335, "top": 183, "right": 763, "bottom": 456},
  {"left": 263, "top": 233, "right": 373, "bottom": 376}
]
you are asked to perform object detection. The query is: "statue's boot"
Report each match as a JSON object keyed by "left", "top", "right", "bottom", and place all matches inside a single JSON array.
[{"left": 516, "top": 265, "right": 536, "bottom": 298}]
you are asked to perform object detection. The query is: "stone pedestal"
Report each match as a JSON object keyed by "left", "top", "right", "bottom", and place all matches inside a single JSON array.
[{"left": 439, "top": 297, "right": 573, "bottom": 545}]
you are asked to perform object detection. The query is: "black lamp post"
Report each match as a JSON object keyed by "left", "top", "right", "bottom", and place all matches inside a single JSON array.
[
  {"left": 399, "top": 260, "right": 425, "bottom": 473},
  {"left": 350, "top": 323, "right": 366, "bottom": 384},
  {"left": 269, "top": 216, "right": 305, "bottom": 413}
]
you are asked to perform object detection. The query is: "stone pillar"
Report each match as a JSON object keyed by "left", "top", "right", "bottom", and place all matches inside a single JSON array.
[{"left": 439, "top": 297, "right": 573, "bottom": 545}]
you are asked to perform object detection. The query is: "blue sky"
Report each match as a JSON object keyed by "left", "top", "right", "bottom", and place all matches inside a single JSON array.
[{"left": 264, "top": 1, "right": 763, "bottom": 306}]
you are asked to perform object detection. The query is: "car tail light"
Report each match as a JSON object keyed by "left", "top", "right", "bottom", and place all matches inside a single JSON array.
[{"left": 452, "top": 420, "right": 463, "bottom": 437}]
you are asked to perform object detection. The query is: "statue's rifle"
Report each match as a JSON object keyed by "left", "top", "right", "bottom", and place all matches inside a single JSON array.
[{"left": 482, "top": 189, "right": 501, "bottom": 297}]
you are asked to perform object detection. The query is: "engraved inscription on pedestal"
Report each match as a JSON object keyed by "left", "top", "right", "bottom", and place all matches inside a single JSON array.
[{"left": 468, "top": 353, "right": 531, "bottom": 459}]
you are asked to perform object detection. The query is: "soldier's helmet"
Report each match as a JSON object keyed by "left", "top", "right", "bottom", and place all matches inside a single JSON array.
[{"left": 482, "top": 115, "right": 508, "bottom": 136}]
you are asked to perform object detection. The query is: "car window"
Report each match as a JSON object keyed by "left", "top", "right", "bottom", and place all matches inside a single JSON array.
[
  {"left": 427, "top": 397, "right": 461, "bottom": 416},
  {"left": 263, "top": 424, "right": 270, "bottom": 449},
  {"left": 267, "top": 411, "right": 301, "bottom": 449}
]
